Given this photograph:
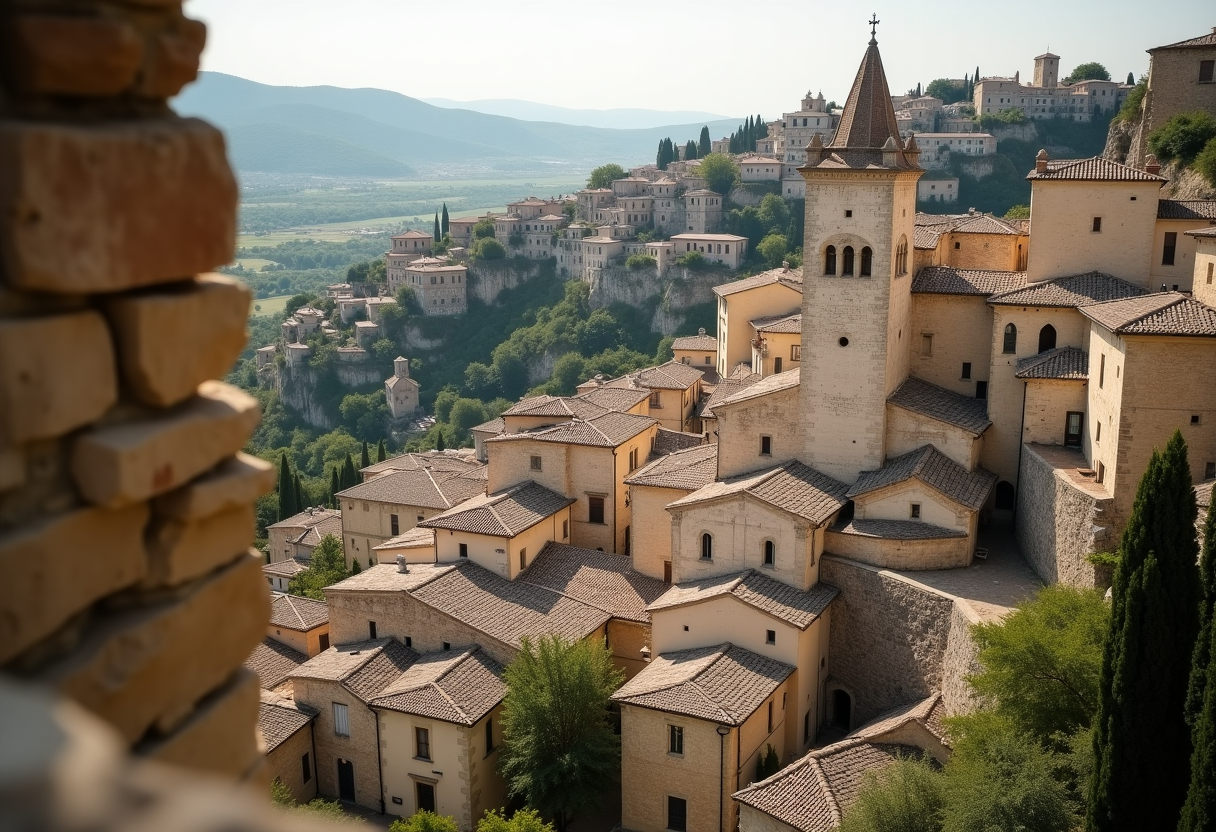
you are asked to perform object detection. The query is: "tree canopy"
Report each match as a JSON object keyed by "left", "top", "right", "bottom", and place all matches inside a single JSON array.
[
  {"left": 1064, "top": 62, "right": 1111, "bottom": 84},
  {"left": 287, "top": 534, "right": 354, "bottom": 599},
  {"left": 925, "top": 78, "right": 967, "bottom": 104},
  {"left": 698, "top": 125, "right": 712, "bottom": 157},
  {"left": 838, "top": 756, "right": 944, "bottom": 832},
  {"left": 586, "top": 164, "right": 627, "bottom": 189},
  {"left": 699, "top": 152, "right": 739, "bottom": 195}
]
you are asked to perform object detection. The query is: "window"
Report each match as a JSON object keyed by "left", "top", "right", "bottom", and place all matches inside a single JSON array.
[
  {"left": 589, "top": 496, "right": 605, "bottom": 524},
  {"left": 649, "top": 390, "right": 661, "bottom": 407},
  {"left": 415, "top": 726, "right": 431, "bottom": 760},
  {"left": 1201, "top": 60, "right": 1215, "bottom": 83},
  {"left": 774, "top": 356, "right": 783, "bottom": 373},
  {"left": 319, "top": 633, "right": 330, "bottom": 650},
  {"left": 1095, "top": 419, "right": 1102, "bottom": 443},
  {"left": 362, "top": 502, "right": 369, "bottom": 512},
  {"left": 405, "top": 636, "right": 412, "bottom": 647},
  {"left": 368, "top": 620, "right": 377, "bottom": 640},
  {"left": 1206, "top": 462, "right": 1216, "bottom": 479},
  {"left": 629, "top": 448, "right": 639, "bottom": 471},
  {"left": 485, "top": 717, "right": 495, "bottom": 754},
  {"left": 1099, "top": 353, "right": 1106, "bottom": 387},
  {"left": 1003, "top": 323, "right": 1017, "bottom": 354},
  {"left": 333, "top": 703, "right": 349, "bottom": 736},
  {"left": 669, "top": 724, "right": 684, "bottom": 755},
  {"left": 1038, "top": 324, "right": 1057, "bottom": 353},
  {"left": 1163, "top": 232, "right": 1177, "bottom": 266},
  {"left": 530, "top": 455, "right": 542, "bottom": 472},
  {"left": 922, "top": 334, "right": 933, "bottom": 356},
  {"left": 1209, "top": 263, "right": 1214, "bottom": 284},
  {"left": 562, "top": 519, "right": 569, "bottom": 539},
  {"left": 667, "top": 796, "right": 688, "bottom": 832},
  {"left": 764, "top": 540, "right": 775, "bottom": 566},
  {"left": 701, "top": 533, "right": 713, "bottom": 560},
  {"left": 390, "top": 514, "right": 399, "bottom": 536},
  {"left": 1192, "top": 414, "right": 1202, "bottom": 425},
  {"left": 767, "top": 700, "right": 774, "bottom": 732},
  {"left": 760, "top": 436, "right": 772, "bottom": 456},
  {"left": 860, "top": 246, "right": 872, "bottom": 276},
  {"left": 824, "top": 245, "right": 836, "bottom": 275},
  {"left": 791, "top": 344, "right": 801, "bottom": 361},
  {"left": 443, "top": 641, "right": 450, "bottom": 650},
  {"left": 962, "top": 362, "right": 972, "bottom": 379},
  {"left": 842, "top": 246, "right": 855, "bottom": 276},
  {"left": 910, "top": 503, "right": 921, "bottom": 520},
  {"left": 1097, "top": 461, "right": 1106, "bottom": 483},
  {"left": 1092, "top": 217, "right": 1102, "bottom": 233},
  {"left": 845, "top": 210, "right": 853, "bottom": 218},
  {"left": 765, "top": 629, "right": 776, "bottom": 645},
  {"left": 302, "top": 752, "right": 312, "bottom": 783},
  {"left": 519, "top": 548, "right": 526, "bottom": 571},
  {"left": 804, "top": 711, "right": 811, "bottom": 742},
  {"left": 459, "top": 542, "right": 468, "bottom": 558}
]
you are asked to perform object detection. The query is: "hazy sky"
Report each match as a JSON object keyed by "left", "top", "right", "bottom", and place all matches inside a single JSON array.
[{"left": 188, "top": 0, "right": 1212, "bottom": 118}]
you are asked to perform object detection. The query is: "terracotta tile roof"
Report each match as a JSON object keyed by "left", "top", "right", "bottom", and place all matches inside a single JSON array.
[
  {"left": 887, "top": 377, "right": 991, "bottom": 435},
  {"left": 372, "top": 527, "right": 434, "bottom": 551},
  {"left": 292, "top": 638, "right": 419, "bottom": 703},
  {"left": 519, "top": 542, "right": 669, "bottom": 623},
  {"left": 714, "top": 368, "right": 801, "bottom": 409},
  {"left": 257, "top": 690, "right": 317, "bottom": 753},
  {"left": 326, "top": 562, "right": 458, "bottom": 593},
  {"left": 625, "top": 360, "right": 705, "bottom": 390},
  {"left": 471, "top": 417, "right": 505, "bottom": 436},
  {"left": 913, "top": 226, "right": 945, "bottom": 249},
  {"left": 648, "top": 570, "right": 838, "bottom": 630},
  {"left": 263, "top": 559, "right": 308, "bottom": 579},
  {"left": 911, "top": 267, "right": 1025, "bottom": 296},
  {"left": 625, "top": 444, "right": 719, "bottom": 491},
  {"left": 848, "top": 694, "right": 948, "bottom": 746},
  {"left": 1157, "top": 200, "right": 1216, "bottom": 220},
  {"left": 409, "top": 561, "right": 611, "bottom": 648},
  {"left": 486, "top": 411, "right": 656, "bottom": 448},
  {"left": 1187, "top": 227, "right": 1216, "bottom": 239},
  {"left": 751, "top": 311, "right": 803, "bottom": 334},
  {"left": 371, "top": 647, "right": 505, "bottom": 725},
  {"left": 1026, "top": 157, "right": 1167, "bottom": 182},
  {"left": 849, "top": 445, "right": 997, "bottom": 511},
  {"left": 1152, "top": 30, "right": 1216, "bottom": 50},
  {"left": 823, "top": 41, "right": 912, "bottom": 169},
  {"left": 713, "top": 268, "right": 804, "bottom": 297},
  {"left": 336, "top": 466, "right": 486, "bottom": 510},
  {"left": 670, "top": 459, "right": 849, "bottom": 525},
  {"left": 950, "top": 214, "right": 1023, "bottom": 235},
  {"left": 672, "top": 334, "right": 719, "bottom": 351},
  {"left": 359, "top": 451, "right": 484, "bottom": 479},
  {"left": 1081, "top": 292, "right": 1216, "bottom": 337},
  {"left": 832, "top": 518, "right": 967, "bottom": 540},
  {"left": 245, "top": 638, "right": 307, "bottom": 690},
  {"left": 652, "top": 427, "right": 706, "bottom": 455},
  {"left": 733, "top": 739, "right": 923, "bottom": 831},
  {"left": 987, "top": 271, "right": 1148, "bottom": 308},
  {"left": 611, "top": 643, "right": 794, "bottom": 725},
  {"left": 577, "top": 386, "right": 652, "bottom": 412},
  {"left": 502, "top": 395, "right": 608, "bottom": 419},
  {"left": 1015, "top": 346, "right": 1089, "bottom": 379},
  {"left": 266, "top": 507, "right": 341, "bottom": 532},
  {"left": 419, "top": 481, "right": 574, "bottom": 537},
  {"left": 269, "top": 593, "right": 329, "bottom": 631},
  {"left": 701, "top": 373, "right": 761, "bottom": 420}
]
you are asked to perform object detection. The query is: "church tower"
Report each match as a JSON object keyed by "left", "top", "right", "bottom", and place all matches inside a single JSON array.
[{"left": 797, "top": 24, "right": 922, "bottom": 483}]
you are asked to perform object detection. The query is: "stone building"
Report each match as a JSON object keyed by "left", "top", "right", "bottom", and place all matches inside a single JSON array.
[
  {"left": 974, "top": 51, "right": 1132, "bottom": 122},
  {"left": 385, "top": 355, "right": 421, "bottom": 419},
  {"left": 396, "top": 258, "right": 468, "bottom": 315},
  {"left": 266, "top": 506, "right": 343, "bottom": 563},
  {"left": 713, "top": 267, "right": 804, "bottom": 377},
  {"left": 1128, "top": 28, "right": 1216, "bottom": 166},
  {"left": 266, "top": 592, "right": 331, "bottom": 658}
]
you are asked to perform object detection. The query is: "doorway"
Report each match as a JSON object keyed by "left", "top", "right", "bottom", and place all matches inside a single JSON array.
[
  {"left": 1064, "top": 412, "right": 1083, "bottom": 448},
  {"left": 416, "top": 782, "right": 436, "bottom": 813},
  {"left": 832, "top": 689, "right": 852, "bottom": 729},
  {"left": 337, "top": 759, "right": 355, "bottom": 802}
]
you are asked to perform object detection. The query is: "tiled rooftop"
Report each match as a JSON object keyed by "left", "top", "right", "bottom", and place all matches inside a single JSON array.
[
  {"left": 419, "top": 481, "right": 574, "bottom": 537},
  {"left": 625, "top": 444, "right": 719, "bottom": 491},
  {"left": 577, "top": 386, "right": 652, "bottom": 412},
  {"left": 672, "top": 334, "right": 719, "bottom": 352},
  {"left": 1081, "top": 292, "right": 1216, "bottom": 337},
  {"left": 751, "top": 312, "right": 803, "bottom": 334},
  {"left": 359, "top": 451, "right": 484, "bottom": 479},
  {"left": 911, "top": 267, "right": 1025, "bottom": 296},
  {"left": 502, "top": 395, "right": 609, "bottom": 419},
  {"left": 887, "top": 377, "right": 992, "bottom": 435},
  {"left": 335, "top": 466, "right": 486, "bottom": 510},
  {"left": 987, "top": 271, "right": 1148, "bottom": 308},
  {"left": 486, "top": 411, "right": 656, "bottom": 448},
  {"left": 263, "top": 559, "right": 308, "bottom": 579},
  {"left": 245, "top": 638, "right": 307, "bottom": 690},
  {"left": 849, "top": 445, "right": 997, "bottom": 511},
  {"left": 712, "top": 267, "right": 804, "bottom": 297},
  {"left": 611, "top": 643, "right": 794, "bottom": 725},
  {"left": 292, "top": 638, "right": 419, "bottom": 703},
  {"left": 1153, "top": 30, "right": 1216, "bottom": 50},
  {"left": 1026, "top": 157, "right": 1167, "bottom": 182},
  {"left": 652, "top": 427, "right": 706, "bottom": 456},
  {"left": 624, "top": 360, "right": 706, "bottom": 391},
  {"left": 848, "top": 694, "right": 948, "bottom": 745},
  {"left": 257, "top": 690, "right": 317, "bottom": 753},
  {"left": 1157, "top": 200, "right": 1216, "bottom": 220},
  {"left": 669, "top": 459, "right": 849, "bottom": 526},
  {"left": 519, "top": 542, "right": 669, "bottom": 623},
  {"left": 371, "top": 647, "right": 505, "bottom": 726},
  {"left": 1015, "top": 346, "right": 1089, "bottom": 379},
  {"left": 372, "top": 526, "right": 434, "bottom": 551},
  {"left": 470, "top": 417, "right": 506, "bottom": 436},
  {"left": 268, "top": 593, "right": 329, "bottom": 631},
  {"left": 833, "top": 518, "right": 967, "bottom": 540},
  {"left": 714, "top": 368, "right": 801, "bottom": 410},
  {"left": 701, "top": 372, "right": 762, "bottom": 420},
  {"left": 648, "top": 570, "right": 838, "bottom": 630},
  {"left": 266, "top": 507, "right": 341, "bottom": 532}
]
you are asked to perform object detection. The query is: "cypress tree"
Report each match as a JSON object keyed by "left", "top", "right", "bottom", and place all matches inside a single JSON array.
[
  {"left": 698, "top": 125, "right": 711, "bottom": 157},
  {"left": 360, "top": 440, "right": 370, "bottom": 470},
  {"left": 329, "top": 466, "right": 340, "bottom": 509},
  {"left": 377, "top": 438, "right": 387, "bottom": 463},
  {"left": 1088, "top": 431, "right": 1200, "bottom": 832},
  {"left": 433, "top": 212, "right": 440, "bottom": 241},
  {"left": 277, "top": 453, "right": 296, "bottom": 521},
  {"left": 435, "top": 428, "right": 445, "bottom": 452},
  {"left": 1188, "top": 497, "right": 1216, "bottom": 725},
  {"left": 441, "top": 202, "right": 449, "bottom": 235},
  {"left": 656, "top": 139, "right": 664, "bottom": 168},
  {"left": 293, "top": 472, "right": 305, "bottom": 513},
  {"left": 684, "top": 140, "right": 697, "bottom": 161},
  {"left": 1180, "top": 499, "right": 1216, "bottom": 831},
  {"left": 1126, "top": 72, "right": 1135, "bottom": 86},
  {"left": 342, "top": 453, "right": 357, "bottom": 489}
]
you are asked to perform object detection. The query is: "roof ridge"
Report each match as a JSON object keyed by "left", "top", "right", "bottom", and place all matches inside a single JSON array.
[
  {"left": 422, "top": 466, "right": 449, "bottom": 508},
  {"left": 280, "top": 594, "right": 307, "bottom": 629},
  {"left": 809, "top": 756, "right": 843, "bottom": 826}
]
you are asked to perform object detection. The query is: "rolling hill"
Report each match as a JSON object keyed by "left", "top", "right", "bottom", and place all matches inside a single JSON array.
[
  {"left": 174, "top": 72, "right": 740, "bottom": 177},
  {"left": 420, "top": 97, "right": 732, "bottom": 129}
]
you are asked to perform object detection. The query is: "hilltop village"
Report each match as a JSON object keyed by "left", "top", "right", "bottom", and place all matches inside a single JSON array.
[{"left": 247, "top": 27, "right": 1216, "bottom": 832}]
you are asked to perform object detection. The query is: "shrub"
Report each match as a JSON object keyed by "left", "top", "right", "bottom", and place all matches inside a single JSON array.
[
  {"left": 389, "top": 811, "right": 459, "bottom": 832},
  {"left": 1147, "top": 111, "right": 1216, "bottom": 165},
  {"left": 472, "top": 238, "right": 506, "bottom": 261},
  {"left": 1195, "top": 136, "right": 1216, "bottom": 188},
  {"left": 473, "top": 218, "right": 496, "bottom": 239},
  {"left": 1004, "top": 205, "right": 1030, "bottom": 219},
  {"left": 838, "top": 755, "right": 945, "bottom": 832},
  {"left": 626, "top": 253, "right": 656, "bottom": 270},
  {"left": 675, "top": 251, "right": 707, "bottom": 270}
]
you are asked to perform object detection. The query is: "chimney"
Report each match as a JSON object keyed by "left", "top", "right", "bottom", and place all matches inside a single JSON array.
[
  {"left": 969, "top": 207, "right": 977, "bottom": 216},
  {"left": 1145, "top": 154, "right": 1161, "bottom": 175},
  {"left": 697, "top": 327, "right": 706, "bottom": 335},
  {"left": 396, "top": 555, "right": 409, "bottom": 574},
  {"left": 1035, "top": 149, "right": 1049, "bottom": 174}
]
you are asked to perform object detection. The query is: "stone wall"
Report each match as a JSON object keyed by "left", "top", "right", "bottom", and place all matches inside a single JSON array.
[{"left": 0, "top": 0, "right": 272, "bottom": 801}]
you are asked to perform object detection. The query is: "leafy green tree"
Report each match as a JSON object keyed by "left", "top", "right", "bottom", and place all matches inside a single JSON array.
[
  {"left": 1064, "top": 62, "right": 1111, "bottom": 84},
  {"left": 838, "top": 756, "right": 945, "bottom": 832},
  {"left": 575, "top": 309, "right": 622, "bottom": 354},
  {"left": 698, "top": 125, "right": 711, "bottom": 157},
  {"left": 1089, "top": 431, "right": 1200, "bottom": 832},
  {"left": 473, "top": 218, "right": 496, "bottom": 239},
  {"left": 448, "top": 398, "right": 489, "bottom": 443},
  {"left": 464, "top": 362, "right": 500, "bottom": 399},
  {"left": 492, "top": 348, "right": 529, "bottom": 399},
  {"left": 434, "top": 387, "right": 460, "bottom": 422},
  {"left": 1148, "top": 111, "right": 1216, "bottom": 165},
  {"left": 757, "top": 233, "right": 789, "bottom": 268},
  {"left": 342, "top": 453, "right": 358, "bottom": 489},
  {"left": 441, "top": 203, "right": 450, "bottom": 235},
  {"left": 477, "top": 808, "right": 554, "bottom": 832},
  {"left": 683, "top": 139, "right": 698, "bottom": 161},
  {"left": 372, "top": 337, "right": 398, "bottom": 365},
  {"left": 1004, "top": 205, "right": 1030, "bottom": 219},
  {"left": 755, "top": 744, "right": 780, "bottom": 779},
  {"left": 547, "top": 352, "right": 587, "bottom": 396},
  {"left": 340, "top": 392, "right": 390, "bottom": 443},
  {"left": 1196, "top": 137, "right": 1216, "bottom": 189},
  {"left": 288, "top": 534, "right": 351, "bottom": 600},
  {"left": 625, "top": 253, "right": 656, "bottom": 270},
  {"left": 500, "top": 635, "right": 624, "bottom": 831},
  {"left": 699, "top": 153, "right": 739, "bottom": 195},
  {"left": 472, "top": 237, "right": 506, "bottom": 261},
  {"left": 277, "top": 453, "right": 298, "bottom": 520},
  {"left": 925, "top": 78, "right": 966, "bottom": 104},
  {"left": 389, "top": 810, "right": 459, "bottom": 832},
  {"left": 757, "top": 194, "right": 791, "bottom": 236},
  {"left": 1188, "top": 498, "right": 1216, "bottom": 726},
  {"left": 586, "top": 164, "right": 627, "bottom": 189}
]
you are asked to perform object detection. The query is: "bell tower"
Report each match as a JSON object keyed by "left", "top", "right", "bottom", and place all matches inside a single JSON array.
[{"left": 797, "top": 23, "right": 922, "bottom": 483}]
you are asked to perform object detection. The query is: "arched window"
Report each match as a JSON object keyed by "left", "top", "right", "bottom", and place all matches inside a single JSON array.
[
  {"left": 824, "top": 246, "right": 836, "bottom": 275},
  {"left": 896, "top": 236, "right": 909, "bottom": 275},
  {"left": 1038, "top": 324, "right": 1057, "bottom": 353},
  {"left": 763, "top": 540, "right": 775, "bottom": 567},
  {"left": 860, "top": 247, "right": 873, "bottom": 277},
  {"left": 842, "top": 246, "right": 855, "bottom": 275},
  {"left": 1003, "top": 323, "right": 1017, "bottom": 354},
  {"left": 700, "top": 533, "right": 713, "bottom": 560}
]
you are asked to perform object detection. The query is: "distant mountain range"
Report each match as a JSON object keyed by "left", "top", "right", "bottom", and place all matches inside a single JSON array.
[
  {"left": 174, "top": 73, "right": 741, "bottom": 178},
  {"left": 421, "top": 97, "right": 732, "bottom": 130}
]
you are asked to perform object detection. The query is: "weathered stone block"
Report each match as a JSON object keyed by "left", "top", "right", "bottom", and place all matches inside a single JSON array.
[
  {"left": 71, "top": 381, "right": 260, "bottom": 509},
  {"left": 102, "top": 274, "right": 250, "bottom": 407},
  {"left": 145, "top": 503, "right": 255, "bottom": 587},
  {"left": 153, "top": 453, "right": 275, "bottom": 522},
  {"left": 136, "top": 19, "right": 207, "bottom": 99},
  {"left": 36, "top": 550, "right": 269, "bottom": 745},
  {"left": 0, "top": 445, "right": 24, "bottom": 491},
  {"left": 0, "top": 312, "right": 118, "bottom": 444},
  {"left": 2, "top": 15, "right": 143, "bottom": 97},
  {"left": 0, "top": 118, "right": 237, "bottom": 295},
  {"left": 137, "top": 668, "right": 261, "bottom": 776},
  {"left": 0, "top": 503, "right": 149, "bottom": 665}
]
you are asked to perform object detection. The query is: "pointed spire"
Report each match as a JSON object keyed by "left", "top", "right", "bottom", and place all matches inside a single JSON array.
[{"left": 824, "top": 33, "right": 915, "bottom": 169}]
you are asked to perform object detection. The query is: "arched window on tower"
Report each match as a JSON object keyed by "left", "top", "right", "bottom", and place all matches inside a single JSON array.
[
  {"left": 860, "top": 247, "right": 873, "bottom": 277},
  {"left": 842, "top": 246, "right": 855, "bottom": 276},
  {"left": 1038, "top": 324, "right": 1057, "bottom": 353},
  {"left": 896, "top": 236, "right": 909, "bottom": 275},
  {"left": 1003, "top": 323, "right": 1018, "bottom": 354},
  {"left": 700, "top": 533, "right": 713, "bottom": 560},
  {"left": 824, "top": 245, "right": 836, "bottom": 275}
]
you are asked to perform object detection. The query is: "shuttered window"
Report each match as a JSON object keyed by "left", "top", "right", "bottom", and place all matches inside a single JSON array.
[{"left": 332, "top": 703, "right": 349, "bottom": 736}]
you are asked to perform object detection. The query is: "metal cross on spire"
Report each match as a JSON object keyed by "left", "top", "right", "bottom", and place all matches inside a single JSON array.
[{"left": 869, "top": 13, "right": 880, "bottom": 43}]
